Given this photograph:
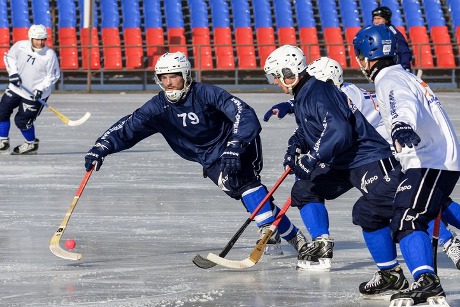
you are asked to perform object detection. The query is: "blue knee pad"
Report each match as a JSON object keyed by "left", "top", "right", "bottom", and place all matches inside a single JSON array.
[
  {"left": 400, "top": 231, "right": 434, "bottom": 279},
  {"left": 0, "top": 120, "right": 10, "bottom": 137},
  {"left": 299, "top": 202, "right": 329, "bottom": 239},
  {"left": 362, "top": 227, "right": 398, "bottom": 270},
  {"left": 443, "top": 201, "right": 460, "bottom": 229},
  {"left": 427, "top": 219, "right": 453, "bottom": 246},
  {"left": 20, "top": 126, "right": 36, "bottom": 142},
  {"left": 242, "top": 186, "right": 274, "bottom": 227}
]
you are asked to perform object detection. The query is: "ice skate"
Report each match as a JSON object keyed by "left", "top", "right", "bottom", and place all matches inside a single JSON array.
[
  {"left": 296, "top": 235, "right": 333, "bottom": 271},
  {"left": 389, "top": 273, "right": 448, "bottom": 307},
  {"left": 258, "top": 224, "right": 283, "bottom": 255},
  {"left": 0, "top": 138, "right": 10, "bottom": 155},
  {"left": 443, "top": 236, "right": 460, "bottom": 270},
  {"left": 360, "top": 265, "right": 409, "bottom": 300},
  {"left": 11, "top": 139, "right": 39, "bottom": 155}
]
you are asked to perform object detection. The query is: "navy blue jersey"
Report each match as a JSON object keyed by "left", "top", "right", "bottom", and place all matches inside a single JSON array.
[
  {"left": 389, "top": 25, "right": 412, "bottom": 70},
  {"left": 293, "top": 76, "right": 392, "bottom": 169},
  {"left": 97, "top": 82, "right": 261, "bottom": 168}
]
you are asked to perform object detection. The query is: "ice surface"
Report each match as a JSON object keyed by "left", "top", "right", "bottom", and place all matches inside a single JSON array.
[{"left": 1, "top": 92, "right": 459, "bottom": 307}]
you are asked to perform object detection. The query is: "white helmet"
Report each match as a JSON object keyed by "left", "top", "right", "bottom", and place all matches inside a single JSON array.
[
  {"left": 28, "top": 24, "right": 48, "bottom": 52},
  {"left": 263, "top": 45, "right": 307, "bottom": 95},
  {"left": 307, "top": 57, "right": 344, "bottom": 88},
  {"left": 154, "top": 52, "right": 192, "bottom": 103}
]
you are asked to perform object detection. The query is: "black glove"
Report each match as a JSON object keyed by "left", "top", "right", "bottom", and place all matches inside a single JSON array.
[
  {"left": 33, "top": 89, "right": 43, "bottom": 101},
  {"left": 391, "top": 122, "right": 421, "bottom": 152},
  {"left": 294, "top": 151, "right": 318, "bottom": 180},
  {"left": 263, "top": 100, "right": 294, "bottom": 122},
  {"left": 85, "top": 140, "right": 112, "bottom": 171},
  {"left": 220, "top": 138, "right": 246, "bottom": 174},
  {"left": 283, "top": 134, "right": 301, "bottom": 173},
  {"left": 8, "top": 74, "right": 21, "bottom": 87}
]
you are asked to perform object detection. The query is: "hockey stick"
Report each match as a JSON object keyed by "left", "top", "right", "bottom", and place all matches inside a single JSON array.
[
  {"left": 192, "top": 167, "right": 292, "bottom": 269},
  {"left": 432, "top": 208, "right": 442, "bottom": 274},
  {"left": 49, "top": 166, "right": 95, "bottom": 260},
  {"left": 207, "top": 196, "right": 292, "bottom": 269},
  {"left": 21, "top": 86, "right": 91, "bottom": 126}
]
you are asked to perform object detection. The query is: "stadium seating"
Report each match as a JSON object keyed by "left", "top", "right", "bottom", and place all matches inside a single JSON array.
[
  {"left": 122, "top": 0, "right": 144, "bottom": 69},
  {"left": 295, "top": 0, "right": 320, "bottom": 62},
  {"left": 144, "top": 0, "right": 165, "bottom": 68},
  {"left": 101, "top": 0, "right": 123, "bottom": 70},
  {"left": 189, "top": 0, "right": 213, "bottom": 69},
  {"left": 57, "top": 0, "right": 78, "bottom": 69},
  {"left": 2, "top": 0, "right": 460, "bottom": 73},
  {"left": 78, "top": 0, "right": 101, "bottom": 70},
  {"left": 210, "top": 0, "right": 235, "bottom": 69},
  {"left": 232, "top": 0, "right": 257, "bottom": 69},
  {"left": 0, "top": 0, "right": 9, "bottom": 69},
  {"left": 319, "top": 0, "right": 347, "bottom": 67},
  {"left": 165, "top": 0, "right": 188, "bottom": 55},
  {"left": 11, "top": 0, "right": 29, "bottom": 43}
]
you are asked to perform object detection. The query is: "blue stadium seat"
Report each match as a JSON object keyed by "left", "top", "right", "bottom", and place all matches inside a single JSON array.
[
  {"left": 253, "top": 0, "right": 275, "bottom": 67},
  {"left": 144, "top": 0, "right": 165, "bottom": 68},
  {"left": 295, "top": 0, "right": 320, "bottom": 62},
  {"left": 57, "top": 0, "right": 78, "bottom": 69},
  {"left": 360, "top": 0, "right": 378, "bottom": 26},
  {"left": 210, "top": 0, "right": 235, "bottom": 69},
  {"left": 189, "top": 0, "right": 213, "bottom": 69},
  {"left": 11, "top": 0, "right": 29, "bottom": 42},
  {"left": 32, "top": 0, "right": 53, "bottom": 46},
  {"left": 274, "top": 0, "right": 297, "bottom": 46},
  {"left": 122, "top": 0, "right": 143, "bottom": 69},
  {"left": 231, "top": 0, "right": 256, "bottom": 68},
  {"left": 165, "top": 0, "right": 187, "bottom": 55}
]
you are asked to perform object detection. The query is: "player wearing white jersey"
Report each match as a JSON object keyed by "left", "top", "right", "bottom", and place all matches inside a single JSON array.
[
  {"left": 354, "top": 24, "right": 460, "bottom": 306},
  {"left": 0, "top": 24, "right": 60, "bottom": 155}
]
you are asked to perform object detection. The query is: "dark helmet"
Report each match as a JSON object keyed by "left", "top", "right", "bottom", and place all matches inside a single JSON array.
[{"left": 372, "top": 6, "right": 392, "bottom": 23}]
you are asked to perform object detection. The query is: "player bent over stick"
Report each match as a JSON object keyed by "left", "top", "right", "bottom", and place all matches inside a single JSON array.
[
  {"left": 84, "top": 51, "right": 309, "bottom": 260},
  {"left": 353, "top": 24, "right": 460, "bottom": 307}
]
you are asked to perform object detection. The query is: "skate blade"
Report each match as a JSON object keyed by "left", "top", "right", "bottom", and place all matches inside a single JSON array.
[
  {"left": 296, "top": 258, "right": 331, "bottom": 271},
  {"left": 389, "top": 296, "right": 449, "bottom": 307},
  {"left": 360, "top": 292, "right": 394, "bottom": 301},
  {"left": 263, "top": 244, "right": 283, "bottom": 256},
  {"left": 0, "top": 150, "right": 11, "bottom": 155}
]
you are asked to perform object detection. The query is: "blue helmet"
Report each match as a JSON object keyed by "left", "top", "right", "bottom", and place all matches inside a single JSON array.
[{"left": 353, "top": 24, "right": 396, "bottom": 61}]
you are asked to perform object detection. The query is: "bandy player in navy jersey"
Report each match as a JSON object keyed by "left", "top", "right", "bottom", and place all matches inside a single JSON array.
[{"left": 84, "top": 51, "right": 310, "bottom": 258}]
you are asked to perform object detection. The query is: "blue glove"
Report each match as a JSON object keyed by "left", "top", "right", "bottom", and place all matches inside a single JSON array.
[
  {"left": 8, "top": 74, "right": 21, "bottom": 87},
  {"left": 32, "top": 90, "right": 43, "bottom": 101},
  {"left": 263, "top": 100, "right": 294, "bottom": 122},
  {"left": 220, "top": 138, "right": 246, "bottom": 174},
  {"left": 391, "top": 122, "right": 421, "bottom": 152},
  {"left": 294, "top": 151, "right": 318, "bottom": 180},
  {"left": 283, "top": 135, "right": 301, "bottom": 173},
  {"left": 85, "top": 140, "right": 112, "bottom": 171}
]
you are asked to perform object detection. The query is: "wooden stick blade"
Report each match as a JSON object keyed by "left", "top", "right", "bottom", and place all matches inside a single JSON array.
[
  {"left": 67, "top": 112, "right": 91, "bottom": 127},
  {"left": 206, "top": 253, "right": 257, "bottom": 269},
  {"left": 49, "top": 244, "right": 83, "bottom": 261}
]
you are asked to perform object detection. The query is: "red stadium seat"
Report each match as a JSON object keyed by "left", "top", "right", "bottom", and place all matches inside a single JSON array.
[
  {"left": 299, "top": 27, "right": 321, "bottom": 62},
  {"left": 409, "top": 26, "right": 434, "bottom": 68},
  {"left": 345, "top": 27, "right": 361, "bottom": 68},
  {"left": 167, "top": 28, "right": 188, "bottom": 55},
  {"left": 146, "top": 28, "right": 165, "bottom": 68},
  {"left": 213, "top": 27, "right": 235, "bottom": 69},
  {"left": 323, "top": 27, "right": 347, "bottom": 67},
  {"left": 430, "top": 26, "right": 455, "bottom": 68},
  {"left": 124, "top": 28, "right": 144, "bottom": 69},
  {"left": 256, "top": 27, "right": 276, "bottom": 67},
  {"left": 101, "top": 28, "right": 122, "bottom": 70},
  {"left": 80, "top": 28, "right": 101, "bottom": 70},
  {"left": 192, "top": 27, "right": 213, "bottom": 69},
  {"left": 235, "top": 27, "right": 257, "bottom": 69},
  {"left": 13, "top": 28, "right": 28, "bottom": 43},
  {"left": 58, "top": 28, "right": 78, "bottom": 70},
  {"left": 278, "top": 27, "right": 297, "bottom": 45},
  {"left": 0, "top": 28, "right": 10, "bottom": 69},
  {"left": 396, "top": 26, "right": 408, "bottom": 41}
]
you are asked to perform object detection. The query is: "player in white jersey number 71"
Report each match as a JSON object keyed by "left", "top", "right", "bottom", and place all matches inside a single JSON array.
[{"left": 0, "top": 24, "right": 60, "bottom": 155}]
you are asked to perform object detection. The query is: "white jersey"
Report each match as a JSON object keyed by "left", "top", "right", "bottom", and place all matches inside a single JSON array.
[
  {"left": 374, "top": 64, "right": 460, "bottom": 172},
  {"left": 341, "top": 82, "right": 391, "bottom": 144},
  {"left": 4, "top": 40, "right": 60, "bottom": 100}
]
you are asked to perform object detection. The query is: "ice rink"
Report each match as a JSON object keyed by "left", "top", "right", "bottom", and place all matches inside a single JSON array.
[{"left": 1, "top": 91, "right": 460, "bottom": 307}]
